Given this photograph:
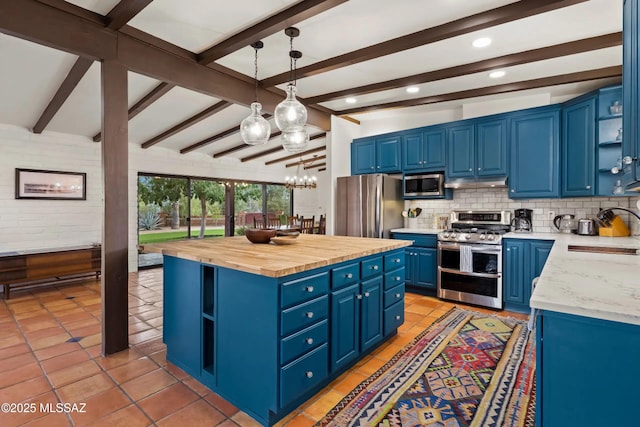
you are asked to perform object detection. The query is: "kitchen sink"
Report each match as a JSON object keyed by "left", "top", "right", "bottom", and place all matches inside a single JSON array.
[{"left": 567, "top": 245, "right": 639, "bottom": 255}]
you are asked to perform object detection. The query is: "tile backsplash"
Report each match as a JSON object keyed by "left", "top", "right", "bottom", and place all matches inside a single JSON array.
[{"left": 404, "top": 188, "right": 640, "bottom": 235}]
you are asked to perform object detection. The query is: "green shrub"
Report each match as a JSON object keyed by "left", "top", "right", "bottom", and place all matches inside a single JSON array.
[
  {"left": 235, "top": 225, "right": 247, "bottom": 235},
  {"left": 139, "top": 205, "right": 162, "bottom": 230}
]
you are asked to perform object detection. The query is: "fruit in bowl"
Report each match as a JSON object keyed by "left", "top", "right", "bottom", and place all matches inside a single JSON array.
[{"left": 245, "top": 228, "right": 277, "bottom": 244}]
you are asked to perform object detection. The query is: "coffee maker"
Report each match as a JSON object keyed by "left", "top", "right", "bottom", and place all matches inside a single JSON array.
[{"left": 512, "top": 208, "right": 533, "bottom": 233}]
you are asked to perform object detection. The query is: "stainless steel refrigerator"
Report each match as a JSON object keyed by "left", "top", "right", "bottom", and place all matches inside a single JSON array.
[{"left": 335, "top": 174, "right": 404, "bottom": 239}]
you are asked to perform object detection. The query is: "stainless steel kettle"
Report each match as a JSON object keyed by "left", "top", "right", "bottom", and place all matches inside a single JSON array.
[{"left": 577, "top": 218, "right": 597, "bottom": 235}]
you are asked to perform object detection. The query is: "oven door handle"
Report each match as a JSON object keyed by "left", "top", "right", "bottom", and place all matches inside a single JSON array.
[{"left": 438, "top": 266, "right": 501, "bottom": 279}]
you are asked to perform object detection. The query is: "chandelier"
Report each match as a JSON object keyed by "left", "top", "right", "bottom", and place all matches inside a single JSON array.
[
  {"left": 274, "top": 27, "right": 309, "bottom": 153},
  {"left": 240, "top": 41, "right": 271, "bottom": 146},
  {"left": 285, "top": 162, "right": 317, "bottom": 189}
]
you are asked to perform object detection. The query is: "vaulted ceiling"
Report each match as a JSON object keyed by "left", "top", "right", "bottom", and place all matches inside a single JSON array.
[{"left": 0, "top": 0, "right": 623, "bottom": 170}]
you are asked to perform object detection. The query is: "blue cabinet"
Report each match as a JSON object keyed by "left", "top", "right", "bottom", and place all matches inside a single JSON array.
[
  {"left": 623, "top": 0, "right": 640, "bottom": 189},
  {"left": 503, "top": 238, "right": 553, "bottom": 313},
  {"left": 596, "top": 85, "right": 626, "bottom": 196},
  {"left": 351, "top": 135, "right": 401, "bottom": 174},
  {"left": 391, "top": 232, "right": 437, "bottom": 292},
  {"left": 447, "top": 118, "right": 507, "bottom": 179},
  {"left": 402, "top": 127, "right": 446, "bottom": 172},
  {"left": 562, "top": 96, "right": 596, "bottom": 197},
  {"left": 537, "top": 310, "right": 640, "bottom": 426},
  {"left": 508, "top": 107, "right": 561, "bottom": 198}
]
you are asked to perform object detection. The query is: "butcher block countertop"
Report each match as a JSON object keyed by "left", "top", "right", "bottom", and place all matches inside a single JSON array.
[{"left": 142, "top": 234, "right": 411, "bottom": 278}]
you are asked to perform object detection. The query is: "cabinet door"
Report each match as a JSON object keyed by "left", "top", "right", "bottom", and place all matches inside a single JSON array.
[
  {"left": 330, "top": 283, "right": 360, "bottom": 371},
  {"left": 447, "top": 124, "right": 475, "bottom": 178},
  {"left": 414, "top": 248, "right": 437, "bottom": 289},
  {"left": 503, "top": 240, "right": 526, "bottom": 306},
  {"left": 527, "top": 241, "right": 553, "bottom": 302},
  {"left": 623, "top": 0, "right": 640, "bottom": 185},
  {"left": 562, "top": 97, "right": 596, "bottom": 197},
  {"left": 351, "top": 139, "right": 376, "bottom": 175},
  {"left": 404, "top": 248, "right": 415, "bottom": 286},
  {"left": 376, "top": 136, "right": 402, "bottom": 173},
  {"left": 476, "top": 119, "right": 507, "bottom": 177},
  {"left": 423, "top": 128, "right": 446, "bottom": 170},
  {"left": 509, "top": 109, "right": 560, "bottom": 198},
  {"left": 402, "top": 132, "right": 424, "bottom": 171},
  {"left": 360, "top": 277, "right": 383, "bottom": 352}
]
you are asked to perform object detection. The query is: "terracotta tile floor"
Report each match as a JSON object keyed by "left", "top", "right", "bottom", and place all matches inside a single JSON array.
[{"left": 0, "top": 269, "right": 528, "bottom": 427}]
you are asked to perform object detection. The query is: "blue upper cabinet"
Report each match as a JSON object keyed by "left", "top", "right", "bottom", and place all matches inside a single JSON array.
[
  {"left": 351, "top": 135, "right": 401, "bottom": 175},
  {"left": 447, "top": 118, "right": 507, "bottom": 179},
  {"left": 562, "top": 96, "right": 596, "bottom": 197},
  {"left": 623, "top": 0, "right": 640, "bottom": 189},
  {"left": 509, "top": 107, "right": 561, "bottom": 198},
  {"left": 402, "top": 127, "right": 446, "bottom": 172}
]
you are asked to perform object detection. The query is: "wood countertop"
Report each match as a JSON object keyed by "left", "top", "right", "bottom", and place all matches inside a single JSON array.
[{"left": 142, "top": 234, "right": 411, "bottom": 278}]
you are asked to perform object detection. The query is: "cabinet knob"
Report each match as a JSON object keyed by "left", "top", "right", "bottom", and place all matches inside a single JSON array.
[
  {"left": 507, "top": 248, "right": 510, "bottom": 251},
  {"left": 364, "top": 292, "right": 370, "bottom": 297},
  {"left": 306, "top": 337, "right": 314, "bottom": 345},
  {"left": 377, "top": 166, "right": 380, "bottom": 169},
  {"left": 469, "top": 168, "right": 473, "bottom": 172},
  {"left": 511, "top": 189, "right": 515, "bottom": 193},
  {"left": 623, "top": 156, "right": 635, "bottom": 165},
  {"left": 586, "top": 185, "right": 591, "bottom": 189},
  {"left": 394, "top": 258, "right": 401, "bottom": 263},
  {"left": 306, "top": 371, "right": 314, "bottom": 378},
  {"left": 478, "top": 168, "right": 482, "bottom": 171},
  {"left": 306, "top": 311, "right": 314, "bottom": 318},
  {"left": 346, "top": 273, "right": 353, "bottom": 279},
  {"left": 372, "top": 265, "right": 379, "bottom": 270},
  {"left": 395, "top": 315, "right": 401, "bottom": 320},
  {"left": 371, "top": 166, "right": 374, "bottom": 170},
  {"left": 306, "top": 285, "right": 314, "bottom": 293},
  {"left": 396, "top": 276, "right": 401, "bottom": 281},
  {"left": 357, "top": 294, "right": 363, "bottom": 300},
  {"left": 395, "top": 293, "right": 401, "bottom": 298}
]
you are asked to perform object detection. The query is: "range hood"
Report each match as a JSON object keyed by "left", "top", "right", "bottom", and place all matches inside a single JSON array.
[{"left": 444, "top": 176, "right": 508, "bottom": 189}]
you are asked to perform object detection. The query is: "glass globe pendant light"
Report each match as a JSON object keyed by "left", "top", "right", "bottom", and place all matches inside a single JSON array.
[
  {"left": 275, "top": 83, "right": 307, "bottom": 132},
  {"left": 241, "top": 41, "right": 271, "bottom": 146},
  {"left": 281, "top": 127, "right": 310, "bottom": 153}
]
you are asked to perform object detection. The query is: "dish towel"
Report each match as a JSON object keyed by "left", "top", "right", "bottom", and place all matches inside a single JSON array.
[{"left": 460, "top": 245, "right": 473, "bottom": 273}]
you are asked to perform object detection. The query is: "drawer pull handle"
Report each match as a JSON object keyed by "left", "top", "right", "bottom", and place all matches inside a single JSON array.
[
  {"left": 394, "top": 258, "right": 401, "bottom": 263},
  {"left": 306, "top": 285, "right": 314, "bottom": 292},
  {"left": 356, "top": 294, "right": 363, "bottom": 300},
  {"left": 395, "top": 315, "right": 401, "bottom": 320},
  {"left": 306, "top": 312, "right": 314, "bottom": 318},
  {"left": 395, "top": 293, "right": 401, "bottom": 298},
  {"left": 306, "top": 371, "right": 314, "bottom": 378},
  {"left": 372, "top": 265, "right": 379, "bottom": 270},
  {"left": 306, "top": 337, "right": 314, "bottom": 345},
  {"left": 346, "top": 273, "right": 353, "bottom": 279},
  {"left": 364, "top": 292, "right": 370, "bottom": 297},
  {"left": 396, "top": 276, "right": 401, "bottom": 281}
]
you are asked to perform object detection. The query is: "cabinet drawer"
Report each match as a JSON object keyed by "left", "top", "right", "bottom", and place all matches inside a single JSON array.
[
  {"left": 280, "top": 320, "right": 328, "bottom": 365},
  {"left": 331, "top": 263, "right": 360, "bottom": 290},
  {"left": 281, "top": 296, "right": 329, "bottom": 336},
  {"left": 384, "top": 300, "right": 405, "bottom": 336},
  {"left": 281, "top": 272, "right": 329, "bottom": 308},
  {"left": 361, "top": 256, "right": 383, "bottom": 279},
  {"left": 384, "top": 268, "right": 405, "bottom": 290},
  {"left": 384, "top": 251, "right": 404, "bottom": 271},
  {"left": 392, "top": 233, "right": 436, "bottom": 248},
  {"left": 384, "top": 283, "right": 405, "bottom": 309},
  {"left": 280, "top": 343, "right": 329, "bottom": 408}
]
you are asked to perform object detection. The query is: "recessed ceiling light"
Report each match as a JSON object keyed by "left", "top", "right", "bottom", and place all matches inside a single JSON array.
[
  {"left": 406, "top": 86, "right": 420, "bottom": 94},
  {"left": 472, "top": 37, "right": 492, "bottom": 48},
  {"left": 489, "top": 70, "right": 506, "bottom": 79},
  {"left": 345, "top": 97, "right": 357, "bottom": 104}
]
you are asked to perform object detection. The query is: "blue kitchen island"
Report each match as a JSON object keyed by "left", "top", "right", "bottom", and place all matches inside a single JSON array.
[{"left": 144, "top": 234, "right": 411, "bottom": 426}]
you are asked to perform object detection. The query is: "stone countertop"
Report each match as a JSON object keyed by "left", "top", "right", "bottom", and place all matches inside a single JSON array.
[
  {"left": 390, "top": 228, "right": 441, "bottom": 234},
  {"left": 529, "top": 233, "right": 640, "bottom": 325},
  {"left": 142, "top": 234, "right": 411, "bottom": 278}
]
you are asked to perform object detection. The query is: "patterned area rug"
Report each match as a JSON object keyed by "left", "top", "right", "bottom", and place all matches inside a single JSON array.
[{"left": 316, "top": 307, "right": 536, "bottom": 427}]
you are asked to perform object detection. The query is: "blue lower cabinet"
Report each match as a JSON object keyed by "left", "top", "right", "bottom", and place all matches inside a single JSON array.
[
  {"left": 384, "top": 283, "right": 405, "bottom": 308},
  {"left": 503, "top": 239, "right": 553, "bottom": 313},
  {"left": 384, "top": 300, "right": 404, "bottom": 336},
  {"left": 392, "top": 233, "right": 437, "bottom": 292},
  {"left": 360, "top": 277, "right": 383, "bottom": 352},
  {"left": 537, "top": 310, "right": 640, "bottom": 426},
  {"left": 280, "top": 344, "right": 329, "bottom": 408},
  {"left": 330, "top": 283, "right": 360, "bottom": 370}
]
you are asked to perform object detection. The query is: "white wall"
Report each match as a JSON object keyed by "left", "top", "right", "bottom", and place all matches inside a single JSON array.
[{"left": 0, "top": 124, "right": 103, "bottom": 251}]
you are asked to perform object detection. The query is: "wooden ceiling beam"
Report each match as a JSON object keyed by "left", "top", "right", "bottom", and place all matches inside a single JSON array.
[
  {"left": 241, "top": 146, "right": 284, "bottom": 163},
  {"left": 141, "top": 101, "right": 231, "bottom": 149},
  {"left": 105, "top": 0, "right": 154, "bottom": 30},
  {"left": 264, "top": 144, "right": 326, "bottom": 165},
  {"left": 182, "top": 115, "right": 272, "bottom": 154},
  {"left": 260, "top": 0, "right": 587, "bottom": 87},
  {"left": 304, "top": 162, "right": 326, "bottom": 170},
  {"left": 286, "top": 154, "right": 327, "bottom": 168},
  {"left": 306, "top": 32, "right": 622, "bottom": 105},
  {"left": 212, "top": 131, "right": 283, "bottom": 158},
  {"left": 197, "top": 0, "right": 349, "bottom": 64},
  {"left": 35, "top": 0, "right": 105, "bottom": 25},
  {"left": 338, "top": 66, "right": 622, "bottom": 115}
]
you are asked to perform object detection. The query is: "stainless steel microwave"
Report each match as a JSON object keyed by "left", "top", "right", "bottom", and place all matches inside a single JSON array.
[{"left": 403, "top": 173, "right": 445, "bottom": 197}]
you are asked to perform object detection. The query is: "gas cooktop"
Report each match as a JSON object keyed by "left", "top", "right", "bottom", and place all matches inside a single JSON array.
[{"left": 437, "top": 210, "right": 511, "bottom": 245}]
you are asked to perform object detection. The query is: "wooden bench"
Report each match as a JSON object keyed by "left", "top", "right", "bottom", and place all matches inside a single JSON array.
[{"left": 0, "top": 245, "right": 101, "bottom": 299}]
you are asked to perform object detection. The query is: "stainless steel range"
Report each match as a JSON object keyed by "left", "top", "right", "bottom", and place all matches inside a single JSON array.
[{"left": 437, "top": 210, "right": 511, "bottom": 309}]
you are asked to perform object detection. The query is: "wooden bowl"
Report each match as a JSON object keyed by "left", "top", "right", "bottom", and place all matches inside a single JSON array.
[{"left": 245, "top": 228, "right": 277, "bottom": 244}]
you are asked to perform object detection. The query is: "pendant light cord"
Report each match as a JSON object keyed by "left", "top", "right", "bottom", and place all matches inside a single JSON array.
[
  {"left": 254, "top": 45, "right": 259, "bottom": 101},
  {"left": 289, "top": 35, "right": 295, "bottom": 85}
]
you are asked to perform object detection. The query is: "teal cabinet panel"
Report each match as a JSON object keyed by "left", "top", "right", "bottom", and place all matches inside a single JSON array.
[
  {"left": 280, "top": 344, "right": 329, "bottom": 408},
  {"left": 537, "top": 310, "right": 640, "bottom": 426},
  {"left": 360, "top": 277, "right": 383, "bottom": 352},
  {"left": 596, "top": 85, "right": 625, "bottom": 196},
  {"left": 384, "top": 300, "right": 404, "bottom": 336},
  {"left": 376, "top": 136, "right": 402, "bottom": 173},
  {"left": 447, "top": 123, "right": 475, "bottom": 177},
  {"left": 391, "top": 232, "right": 437, "bottom": 292},
  {"left": 351, "top": 138, "right": 376, "bottom": 175},
  {"left": 423, "top": 128, "right": 446, "bottom": 170},
  {"left": 476, "top": 119, "right": 507, "bottom": 177},
  {"left": 562, "top": 96, "right": 596, "bottom": 197},
  {"left": 509, "top": 107, "right": 561, "bottom": 198},
  {"left": 415, "top": 248, "right": 436, "bottom": 289},
  {"left": 623, "top": 0, "right": 640, "bottom": 187},
  {"left": 402, "top": 128, "right": 446, "bottom": 172},
  {"left": 330, "top": 283, "right": 360, "bottom": 371},
  {"left": 502, "top": 239, "right": 553, "bottom": 313},
  {"left": 402, "top": 132, "right": 424, "bottom": 170}
]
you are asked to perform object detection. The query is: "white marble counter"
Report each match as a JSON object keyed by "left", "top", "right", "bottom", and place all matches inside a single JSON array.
[
  {"left": 390, "top": 228, "right": 441, "bottom": 234},
  {"left": 529, "top": 233, "right": 640, "bottom": 325}
]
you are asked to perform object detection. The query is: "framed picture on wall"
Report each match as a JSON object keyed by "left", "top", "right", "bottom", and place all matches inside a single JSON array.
[{"left": 15, "top": 168, "right": 86, "bottom": 200}]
